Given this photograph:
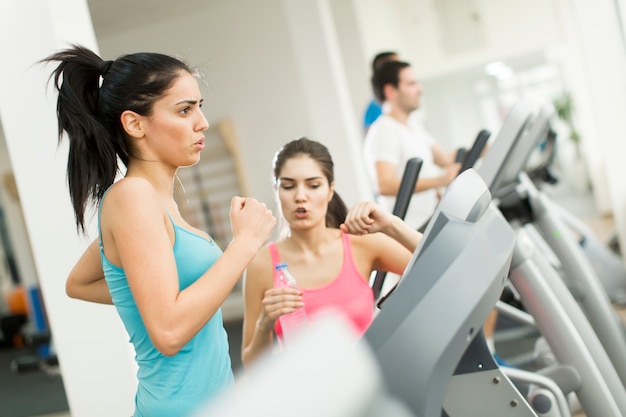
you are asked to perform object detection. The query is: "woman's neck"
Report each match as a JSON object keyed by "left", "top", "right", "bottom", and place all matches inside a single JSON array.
[
  {"left": 125, "top": 160, "right": 177, "bottom": 199},
  {"left": 284, "top": 226, "right": 338, "bottom": 254}
]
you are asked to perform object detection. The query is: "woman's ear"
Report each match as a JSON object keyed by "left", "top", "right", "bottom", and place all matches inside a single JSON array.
[
  {"left": 120, "top": 110, "right": 144, "bottom": 139},
  {"left": 328, "top": 181, "right": 335, "bottom": 202}
]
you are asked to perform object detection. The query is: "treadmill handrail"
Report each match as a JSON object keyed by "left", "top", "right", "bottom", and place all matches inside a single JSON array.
[
  {"left": 460, "top": 129, "right": 491, "bottom": 174},
  {"left": 371, "top": 157, "right": 423, "bottom": 301}
]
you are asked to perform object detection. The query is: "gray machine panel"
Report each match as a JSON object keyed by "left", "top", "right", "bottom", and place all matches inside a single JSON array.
[
  {"left": 476, "top": 101, "right": 533, "bottom": 194},
  {"left": 364, "top": 169, "right": 519, "bottom": 417},
  {"left": 488, "top": 104, "right": 555, "bottom": 198}
]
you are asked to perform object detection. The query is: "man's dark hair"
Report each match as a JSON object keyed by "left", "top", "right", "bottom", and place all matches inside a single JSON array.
[
  {"left": 370, "top": 52, "right": 398, "bottom": 102},
  {"left": 372, "top": 60, "right": 411, "bottom": 103},
  {"left": 371, "top": 51, "right": 398, "bottom": 72}
]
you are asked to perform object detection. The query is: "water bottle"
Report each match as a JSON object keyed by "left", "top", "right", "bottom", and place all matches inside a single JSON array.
[{"left": 275, "top": 262, "right": 307, "bottom": 347}]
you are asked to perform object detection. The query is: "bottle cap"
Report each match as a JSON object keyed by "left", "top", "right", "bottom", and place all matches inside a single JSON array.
[{"left": 274, "top": 262, "right": 287, "bottom": 270}]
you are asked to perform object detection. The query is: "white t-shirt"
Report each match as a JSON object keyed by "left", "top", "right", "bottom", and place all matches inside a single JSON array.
[{"left": 363, "top": 115, "right": 441, "bottom": 229}]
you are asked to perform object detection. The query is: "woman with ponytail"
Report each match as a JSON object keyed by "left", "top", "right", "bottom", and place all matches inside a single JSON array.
[
  {"left": 42, "top": 45, "right": 276, "bottom": 416},
  {"left": 241, "top": 137, "right": 422, "bottom": 367}
]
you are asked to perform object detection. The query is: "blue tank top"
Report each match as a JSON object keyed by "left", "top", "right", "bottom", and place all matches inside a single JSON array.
[{"left": 99, "top": 201, "right": 233, "bottom": 417}]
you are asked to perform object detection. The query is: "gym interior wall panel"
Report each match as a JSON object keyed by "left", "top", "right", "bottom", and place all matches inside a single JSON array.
[
  {"left": 565, "top": 0, "right": 626, "bottom": 259},
  {"left": 92, "top": 0, "right": 314, "bottom": 222},
  {"left": 0, "top": 1, "right": 138, "bottom": 416},
  {"left": 282, "top": 0, "right": 374, "bottom": 205},
  {"left": 391, "top": 0, "right": 561, "bottom": 80},
  {"left": 327, "top": 0, "right": 370, "bottom": 133}
]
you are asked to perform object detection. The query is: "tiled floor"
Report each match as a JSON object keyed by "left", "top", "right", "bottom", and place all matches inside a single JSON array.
[{"left": 31, "top": 414, "right": 71, "bottom": 417}]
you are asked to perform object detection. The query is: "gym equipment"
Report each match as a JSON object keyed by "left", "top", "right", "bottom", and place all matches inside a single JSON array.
[
  {"left": 556, "top": 204, "right": 626, "bottom": 306},
  {"left": 193, "top": 313, "right": 417, "bottom": 417},
  {"left": 493, "top": 301, "right": 577, "bottom": 417},
  {"left": 479, "top": 101, "right": 626, "bottom": 416},
  {"left": 193, "top": 102, "right": 625, "bottom": 417},
  {"left": 2, "top": 284, "right": 59, "bottom": 376},
  {"left": 367, "top": 104, "right": 535, "bottom": 416},
  {"left": 194, "top": 169, "right": 526, "bottom": 417},
  {"left": 459, "top": 129, "right": 491, "bottom": 174},
  {"left": 507, "top": 226, "right": 626, "bottom": 416},
  {"left": 371, "top": 157, "right": 422, "bottom": 301},
  {"left": 515, "top": 112, "right": 626, "bottom": 307},
  {"left": 374, "top": 128, "right": 492, "bottom": 299},
  {"left": 491, "top": 104, "right": 626, "bottom": 384},
  {"left": 454, "top": 147, "right": 466, "bottom": 164},
  {"left": 476, "top": 101, "right": 534, "bottom": 195},
  {"left": 417, "top": 128, "right": 494, "bottom": 233},
  {"left": 366, "top": 169, "right": 528, "bottom": 416}
]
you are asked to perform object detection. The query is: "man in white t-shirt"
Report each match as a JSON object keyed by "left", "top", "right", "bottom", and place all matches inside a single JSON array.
[
  {"left": 363, "top": 60, "right": 460, "bottom": 230},
  {"left": 364, "top": 61, "right": 500, "bottom": 355}
]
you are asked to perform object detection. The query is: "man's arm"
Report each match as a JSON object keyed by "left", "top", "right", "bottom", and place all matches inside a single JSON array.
[
  {"left": 432, "top": 143, "right": 457, "bottom": 167},
  {"left": 374, "top": 161, "right": 453, "bottom": 196}
]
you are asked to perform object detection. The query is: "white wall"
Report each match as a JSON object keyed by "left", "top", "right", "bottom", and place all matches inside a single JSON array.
[
  {"left": 0, "top": 2, "right": 137, "bottom": 416},
  {"left": 561, "top": 0, "right": 626, "bottom": 259},
  {"left": 391, "top": 0, "right": 562, "bottom": 78},
  {"left": 95, "top": 0, "right": 371, "bottom": 217},
  {"left": 351, "top": 0, "right": 624, "bottom": 225},
  {"left": 328, "top": 0, "right": 371, "bottom": 131},
  {"left": 350, "top": 0, "right": 571, "bottom": 153},
  {"left": 352, "top": 0, "right": 411, "bottom": 60}
]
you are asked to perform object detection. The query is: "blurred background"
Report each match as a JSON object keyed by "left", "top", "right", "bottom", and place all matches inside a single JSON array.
[{"left": 1, "top": 0, "right": 625, "bottom": 416}]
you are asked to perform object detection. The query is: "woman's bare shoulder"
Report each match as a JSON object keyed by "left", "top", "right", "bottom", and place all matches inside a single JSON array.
[
  {"left": 107, "top": 177, "right": 155, "bottom": 198},
  {"left": 100, "top": 177, "right": 167, "bottom": 233},
  {"left": 102, "top": 177, "right": 160, "bottom": 210}
]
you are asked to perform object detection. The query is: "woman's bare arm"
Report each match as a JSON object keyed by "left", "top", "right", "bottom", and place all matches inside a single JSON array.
[
  {"left": 66, "top": 239, "right": 112, "bottom": 304},
  {"left": 104, "top": 179, "right": 276, "bottom": 356},
  {"left": 341, "top": 200, "right": 422, "bottom": 252}
]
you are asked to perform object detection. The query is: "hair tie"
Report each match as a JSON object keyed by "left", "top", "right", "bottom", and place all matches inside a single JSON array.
[{"left": 99, "top": 60, "right": 114, "bottom": 77}]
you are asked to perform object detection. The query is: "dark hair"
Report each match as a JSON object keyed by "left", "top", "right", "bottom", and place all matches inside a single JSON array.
[
  {"left": 272, "top": 137, "right": 347, "bottom": 229},
  {"left": 371, "top": 51, "right": 398, "bottom": 73},
  {"left": 370, "top": 52, "right": 398, "bottom": 102},
  {"left": 372, "top": 60, "right": 410, "bottom": 103},
  {"left": 41, "top": 44, "right": 193, "bottom": 232}
]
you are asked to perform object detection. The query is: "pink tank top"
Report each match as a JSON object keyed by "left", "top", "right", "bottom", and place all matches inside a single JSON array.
[{"left": 269, "top": 231, "right": 374, "bottom": 340}]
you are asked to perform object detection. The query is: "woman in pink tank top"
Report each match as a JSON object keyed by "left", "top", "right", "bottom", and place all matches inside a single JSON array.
[{"left": 241, "top": 138, "right": 422, "bottom": 367}]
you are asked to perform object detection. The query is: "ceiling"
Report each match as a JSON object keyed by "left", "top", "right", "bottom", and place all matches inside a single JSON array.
[{"left": 86, "top": 0, "right": 209, "bottom": 37}]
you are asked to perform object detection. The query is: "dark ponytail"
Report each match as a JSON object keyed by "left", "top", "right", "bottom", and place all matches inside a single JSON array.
[
  {"left": 41, "top": 44, "right": 192, "bottom": 232},
  {"left": 272, "top": 137, "right": 347, "bottom": 229},
  {"left": 326, "top": 192, "right": 348, "bottom": 229}
]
